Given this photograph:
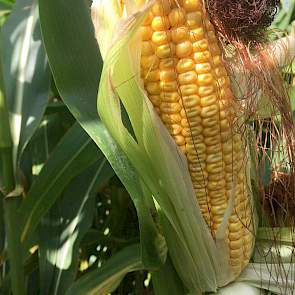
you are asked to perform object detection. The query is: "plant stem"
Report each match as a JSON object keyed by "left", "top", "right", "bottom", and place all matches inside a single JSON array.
[
  {"left": 0, "top": 77, "right": 25, "bottom": 292},
  {"left": 0, "top": 58, "right": 14, "bottom": 194},
  {"left": 4, "top": 197, "right": 25, "bottom": 295}
]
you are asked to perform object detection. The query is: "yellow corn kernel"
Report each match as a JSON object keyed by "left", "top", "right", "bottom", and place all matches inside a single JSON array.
[
  {"left": 143, "top": 69, "right": 160, "bottom": 82},
  {"left": 201, "top": 111, "right": 218, "bottom": 123},
  {"left": 160, "top": 102, "right": 182, "bottom": 114},
  {"left": 152, "top": 31, "right": 171, "bottom": 45},
  {"left": 160, "top": 91, "right": 180, "bottom": 102},
  {"left": 178, "top": 71, "right": 197, "bottom": 84},
  {"left": 174, "top": 135, "right": 186, "bottom": 145},
  {"left": 161, "top": 113, "right": 182, "bottom": 123},
  {"left": 171, "top": 26, "right": 189, "bottom": 43},
  {"left": 182, "top": 95, "right": 200, "bottom": 108},
  {"left": 159, "top": 57, "right": 177, "bottom": 70},
  {"left": 204, "top": 134, "right": 221, "bottom": 146},
  {"left": 176, "top": 58, "right": 195, "bottom": 73},
  {"left": 180, "top": 84, "right": 198, "bottom": 96},
  {"left": 187, "top": 142, "right": 206, "bottom": 154},
  {"left": 141, "top": 41, "right": 154, "bottom": 56},
  {"left": 186, "top": 11, "right": 202, "bottom": 28},
  {"left": 182, "top": 125, "right": 203, "bottom": 137},
  {"left": 152, "top": 15, "right": 170, "bottom": 31},
  {"left": 203, "top": 126, "right": 220, "bottom": 137},
  {"left": 198, "top": 73, "right": 214, "bottom": 86},
  {"left": 190, "top": 27, "right": 205, "bottom": 41},
  {"left": 182, "top": 0, "right": 202, "bottom": 12},
  {"left": 152, "top": 0, "right": 170, "bottom": 16},
  {"left": 168, "top": 8, "right": 186, "bottom": 27},
  {"left": 176, "top": 40, "right": 193, "bottom": 58},
  {"left": 198, "top": 85, "right": 215, "bottom": 97},
  {"left": 200, "top": 104, "right": 219, "bottom": 118},
  {"left": 194, "top": 50, "right": 211, "bottom": 63},
  {"left": 145, "top": 82, "right": 161, "bottom": 95},
  {"left": 140, "top": 26, "right": 153, "bottom": 40},
  {"left": 141, "top": 55, "right": 159, "bottom": 70},
  {"left": 160, "top": 69, "right": 177, "bottom": 81},
  {"left": 149, "top": 95, "right": 161, "bottom": 106},
  {"left": 160, "top": 80, "right": 178, "bottom": 92},
  {"left": 195, "top": 62, "right": 211, "bottom": 74},
  {"left": 167, "top": 123, "right": 182, "bottom": 135},
  {"left": 156, "top": 43, "right": 176, "bottom": 58},
  {"left": 181, "top": 117, "right": 202, "bottom": 128},
  {"left": 200, "top": 94, "right": 217, "bottom": 107},
  {"left": 193, "top": 39, "right": 209, "bottom": 52}
]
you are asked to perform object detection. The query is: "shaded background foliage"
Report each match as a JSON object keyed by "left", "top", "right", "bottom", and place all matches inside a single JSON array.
[{"left": 0, "top": 0, "right": 294, "bottom": 294}]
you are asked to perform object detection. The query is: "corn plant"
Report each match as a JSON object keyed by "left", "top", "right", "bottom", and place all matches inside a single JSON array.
[{"left": 0, "top": 0, "right": 295, "bottom": 294}]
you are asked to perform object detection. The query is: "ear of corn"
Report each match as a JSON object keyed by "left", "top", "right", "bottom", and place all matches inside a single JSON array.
[
  {"left": 92, "top": 0, "right": 257, "bottom": 290},
  {"left": 140, "top": 0, "right": 254, "bottom": 276},
  {"left": 92, "top": 1, "right": 295, "bottom": 293}
]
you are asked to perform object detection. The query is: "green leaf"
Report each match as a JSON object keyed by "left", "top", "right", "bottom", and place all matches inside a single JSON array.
[
  {"left": 288, "top": 86, "right": 295, "bottom": 118},
  {"left": 18, "top": 122, "right": 102, "bottom": 243},
  {"left": 0, "top": 46, "right": 14, "bottom": 193},
  {"left": 65, "top": 244, "right": 143, "bottom": 295},
  {"left": 4, "top": 196, "right": 25, "bottom": 295},
  {"left": 38, "top": 0, "right": 102, "bottom": 123},
  {"left": 39, "top": 159, "right": 114, "bottom": 295},
  {"left": 0, "top": 193, "right": 5, "bottom": 253},
  {"left": 1, "top": 0, "right": 50, "bottom": 164},
  {"left": 152, "top": 256, "right": 186, "bottom": 295},
  {"left": 39, "top": 0, "right": 165, "bottom": 269},
  {"left": 257, "top": 227, "right": 294, "bottom": 243},
  {"left": 272, "top": 0, "right": 295, "bottom": 30},
  {"left": 0, "top": 1, "right": 14, "bottom": 25},
  {"left": 0, "top": 0, "right": 15, "bottom": 9}
]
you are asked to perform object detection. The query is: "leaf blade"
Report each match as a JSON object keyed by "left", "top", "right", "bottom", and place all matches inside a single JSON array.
[
  {"left": 39, "top": 159, "right": 114, "bottom": 295},
  {"left": 1, "top": 0, "right": 50, "bottom": 163},
  {"left": 19, "top": 123, "right": 102, "bottom": 243},
  {"left": 65, "top": 244, "right": 143, "bottom": 295}
]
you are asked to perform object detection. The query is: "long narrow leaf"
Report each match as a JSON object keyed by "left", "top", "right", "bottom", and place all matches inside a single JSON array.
[
  {"left": 152, "top": 256, "right": 187, "bottom": 295},
  {"left": 18, "top": 123, "right": 102, "bottom": 243},
  {"left": 1, "top": 0, "right": 50, "bottom": 164},
  {"left": 65, "top": 244, "right": 143, "bottom": 295},
  {"left": 39, "top": 160, "right": 114, "bottom": 295}
]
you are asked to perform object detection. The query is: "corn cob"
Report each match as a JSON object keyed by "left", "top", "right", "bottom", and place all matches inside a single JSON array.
[{"left": 140, "top": 0, "right": 254, "bottom": 275}]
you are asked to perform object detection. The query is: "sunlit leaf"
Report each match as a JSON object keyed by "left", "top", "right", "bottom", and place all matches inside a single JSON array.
[
  {"left": 18, "top": 123, "right": 102, "bottom": 243},
  {"left": 39, "top": 160, "right": 114, "bottom": 295},
  {"left": 1, "top": 0, "right": 50, "bottom": 165},
  {"left": 65, "top": 244, "right": 143, "bottom": 295}
]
